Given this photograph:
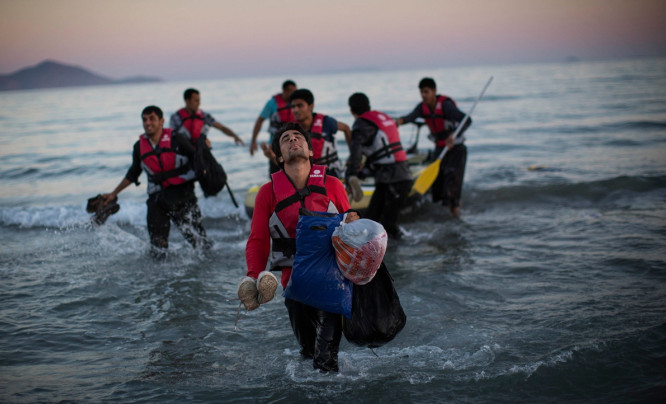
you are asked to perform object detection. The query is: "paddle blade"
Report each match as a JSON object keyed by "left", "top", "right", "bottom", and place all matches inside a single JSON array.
[{"left": 410, "top": 159, "right": 441, "bottom": 195}]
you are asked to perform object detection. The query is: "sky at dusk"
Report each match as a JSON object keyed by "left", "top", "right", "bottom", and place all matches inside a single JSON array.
[{"left": 1, "top": 0, "right": 665, "bottom": 81}]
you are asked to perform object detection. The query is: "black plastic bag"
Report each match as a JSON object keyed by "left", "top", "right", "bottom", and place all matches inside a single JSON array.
[
  {"left": 343, "top": 262, "right": 406, "bottom": 348},
  {"left": 193, "top": 135, "right": 227, "bottom": 197}
]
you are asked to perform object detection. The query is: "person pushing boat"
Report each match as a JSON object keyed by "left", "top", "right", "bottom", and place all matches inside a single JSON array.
[
  {"left": 396, "top": 77, "right": 471, "bottom": 217},
  {"left": 347, "top": 93, "right": 412, "bottom": 239}
]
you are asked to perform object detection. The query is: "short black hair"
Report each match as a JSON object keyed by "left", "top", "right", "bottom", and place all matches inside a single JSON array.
[
  {"left": 141, "top": 105, "right": 163, "bottom": 119},
  {"left": 419, "top": 77, "right": 437, "bottom": 90},
  {"left": 282, "top": 80, "right": 296, "bottom": 91},
  {"left": 290, "top": 88, "right": 314, "bottom": 105},
  {"left": 271, "top": 122, "right": 313, "bottom": 169},
  {"left": 183, "top": 88, "right": 199, "bottom": 101},
  {"left": 348, "top": 92, "right": 371, "bottom": 115}
]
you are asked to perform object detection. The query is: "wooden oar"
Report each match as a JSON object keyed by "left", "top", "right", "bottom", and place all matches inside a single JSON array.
[{"left": 410, "top": 76, "right": 494, "bottom": 196}]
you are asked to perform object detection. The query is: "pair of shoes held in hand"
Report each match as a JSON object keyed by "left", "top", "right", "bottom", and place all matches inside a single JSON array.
[{"left": 237, "top": 271, "right": 278, "bottom": 311}]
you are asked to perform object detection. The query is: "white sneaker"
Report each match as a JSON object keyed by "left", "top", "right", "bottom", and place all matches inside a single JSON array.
[
  {"left": 257, "top": 271, "right": 278, "bottom": 304},
  {"left": 237, "top": 277, "right": 259, "bottom": 311}
]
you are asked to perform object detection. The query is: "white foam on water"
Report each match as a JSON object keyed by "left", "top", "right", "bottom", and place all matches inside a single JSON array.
[{"left": 0, "top": 196, "right": 245, "bottom": 229}]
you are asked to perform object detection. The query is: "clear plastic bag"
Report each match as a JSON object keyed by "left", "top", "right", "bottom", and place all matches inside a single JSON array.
[{"left": 332, "top": 218, "right": 387, "bottom": 285}]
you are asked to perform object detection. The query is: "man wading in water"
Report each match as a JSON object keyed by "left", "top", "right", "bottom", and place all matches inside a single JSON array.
[
  {"left": 102, "top": 106, "right": 210, "bottom": 258},
  {"left": 238, "top": 122, "right": 358, "bottom": 372}
]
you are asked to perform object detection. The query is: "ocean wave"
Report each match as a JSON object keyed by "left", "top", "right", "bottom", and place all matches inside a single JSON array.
[
  {"left": 2, "top": 175, "right": 662, "bottom": 228},
  {"left": 0, "top": 204, "right": 97, "bottom": 228},
  {"left": 614, "top": 120, "right": 666, "bottom": 130},
  {"left": 459, "top": 94, "right": 523, "bottom": 103},
  {"left": 0, "top": 197, "right": 244, "bottom": 229},
  {"left": 0, "top": 164, "right": 123, "bottom": 181},
  {"left": 591, "top": 74, "right": 659, "bottom": 83},
  {"left": 519, "top": 119, "right": 666, "bottom": 135},
  {"left": 468, "top": 175, "right": 666, "bottom": 206},
  {"left": 0, "top": 167, "right": 40, "bottom": 179}
]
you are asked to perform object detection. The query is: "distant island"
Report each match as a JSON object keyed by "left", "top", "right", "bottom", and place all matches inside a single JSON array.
[{"left": 0, "top": 60, "right": 163, "bottom": 91}]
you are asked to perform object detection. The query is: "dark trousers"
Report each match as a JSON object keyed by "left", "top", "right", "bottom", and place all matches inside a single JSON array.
[
  {"left": 366, "top": 179, "right": 412, "bottom": 239},
  {"left": 284, "top": 298, "right": 342, "bottom": 372},
  {"left": 146, "top": 189, "right": 209, "bottom": 254},
  {"left": 432, "top": 144, "right": 467, "bottom": 208}
]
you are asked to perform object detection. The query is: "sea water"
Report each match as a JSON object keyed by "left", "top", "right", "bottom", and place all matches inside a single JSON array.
[{"left": 1, "top": 58, "right": 665, "bottom": 403}]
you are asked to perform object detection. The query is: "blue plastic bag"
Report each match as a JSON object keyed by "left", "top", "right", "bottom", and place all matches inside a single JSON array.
[{"left": 283, "top": 210, "right": 353, "bottom": 318}]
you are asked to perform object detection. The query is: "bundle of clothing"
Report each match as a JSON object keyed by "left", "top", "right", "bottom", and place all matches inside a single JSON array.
[{"left": 86, "top": 194, "right": 120, "bottom": 225}]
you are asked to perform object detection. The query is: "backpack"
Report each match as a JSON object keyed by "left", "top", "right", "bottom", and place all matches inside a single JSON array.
[{"left": 193, "top": 135, "right": 227, "bottom": 197}]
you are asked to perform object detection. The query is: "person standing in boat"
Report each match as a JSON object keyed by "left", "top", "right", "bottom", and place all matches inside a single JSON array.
[
  {"left": 170, "top": 88, "right": 245, "bottom": 149},
  {"left": 249, "top": 80, "right": 298, "bottom": 176},
  {"left": 395, "top": 77, "right": 471, "bottom": 217},
  {"left": 101, "top": 106, "right": 211, "bottom": 258},
  {"left": 347, "top": 93, "right": 413, "bottom": 239},
  {"left": 289, "top": 88, "right": 351, "bottom": 178},
  {"left": 239, "top": 122, "right": 357, "bottom": 372}
]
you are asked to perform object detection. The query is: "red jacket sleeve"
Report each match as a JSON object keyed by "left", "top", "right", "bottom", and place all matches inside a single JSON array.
[
  {"left": 326, "top": 176, "right": 351, "bottom": 213},
  {"left": 245, "top": 182, "right": 273, "bottom": 279}
]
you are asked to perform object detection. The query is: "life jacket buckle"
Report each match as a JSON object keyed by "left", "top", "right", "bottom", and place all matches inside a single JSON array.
[{"left": 298, "top": 187, "right": 311, "bottom": 199}]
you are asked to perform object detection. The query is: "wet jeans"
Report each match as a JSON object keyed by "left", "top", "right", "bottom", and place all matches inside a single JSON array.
[
  {"left": 432, "top": 144, "right": 467, "bottom": 208},
  {"left": 284, "top": 298, "right": 342, "bottom": 372},
  {"left": 146, "top": 190, "right": 210, "bottom": 256}
]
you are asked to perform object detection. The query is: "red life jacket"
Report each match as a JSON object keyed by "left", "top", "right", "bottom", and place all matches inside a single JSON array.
[
  {"left": 360, "top": 110, "right": 407, "bottom": 166},
  {"left": 422, "top": 95, "right": 457, "bottom": 147},
  {"left": 139, "top": 128, "right": 195, "bottom": 194},
  {"left": 309, "top": 113, "right": 341, "bottom": 170},
  {"left": 268, "top": 164, "right": 339, "bottom": 269},
  {"left": 275, "top": 93, "right": 295, "bottom": 123},
  {"left": 269, "top": 94, "right": 296, "bottom": 135},
  {"left": 176, "top": 108, "right": 205, "bottom": 142}
]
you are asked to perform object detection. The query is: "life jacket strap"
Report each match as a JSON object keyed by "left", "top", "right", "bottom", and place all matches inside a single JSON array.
[
  {"left": 313, "top": 152, "right": 339, "bottom": 166},
  {"left": 366, "top": 141, "right": 404, "bottom": 166},
  {"left": 272, "top": 238, "right": 296, "bottom": 259},
  {"left": 141, "top": 146, "right": 188, "bottom": 183},
  {"left": 274, "top": 184, "right": 327, "bottom": 213},
  {"left": 429, "top": 130, "right": 451, "bottom": 141},
  {"left": 140, "top": 147, "right": 175, "bottom": 160},
  {"left": 148, "top": 164, "right": 191, "bottom": 184},
  {"left": 173, "top": 114, "right": 204, "bottom": 134}
]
